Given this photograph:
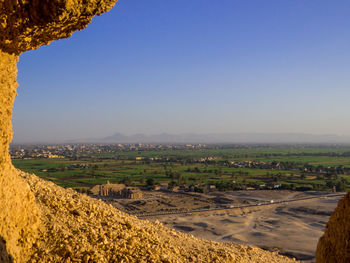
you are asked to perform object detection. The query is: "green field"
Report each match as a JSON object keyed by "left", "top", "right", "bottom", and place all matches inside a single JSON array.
[{"left": 12, "top": 145, "right": 350, "bottom": 192}]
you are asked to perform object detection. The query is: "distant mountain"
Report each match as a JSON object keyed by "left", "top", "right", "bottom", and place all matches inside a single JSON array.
[
  {"left": 68, "top": 132, "right": 350, "bottom": 144},
  {"left": 102, "top": 132, "right": 128, "bottom": 141}
]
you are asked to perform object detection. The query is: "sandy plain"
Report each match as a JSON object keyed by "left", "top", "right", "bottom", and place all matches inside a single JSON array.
[{"left": 104, "top": 190, "right": 343, "bottom": 262}]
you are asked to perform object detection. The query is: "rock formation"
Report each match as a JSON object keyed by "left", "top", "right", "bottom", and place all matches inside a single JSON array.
[
  {"left": 316, "top": 192, "right": 350, "bottom": 263},
  {"left": 0, "top": 0, "right": 117, "bottom": 54},
  {"left": 0, "top": 49, "right": 40, "bottom": 263},
  {"left": 0, "top": 0, "right": 119, "bottom": 261},
  {"left": 0, "top": 1, "right": 296, "bottom": 262}
]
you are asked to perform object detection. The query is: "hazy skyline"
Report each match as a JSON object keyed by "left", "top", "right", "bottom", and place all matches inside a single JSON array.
[{"left": 13, "top": 0, "right": 350, "bottom": 143}]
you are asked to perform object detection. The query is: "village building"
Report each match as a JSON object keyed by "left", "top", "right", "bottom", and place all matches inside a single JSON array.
[
  {"left": 152, "top": 185, "right": 161, "bottom": 191},
  {"left": 207, "top": 185, "right": 216, "bottom": 191},
  {"left": 169, "top": 186, "right": 180, "bottom": 192},
  {"left": 159, "top": 182, "right": 169, "bottom": 190}
]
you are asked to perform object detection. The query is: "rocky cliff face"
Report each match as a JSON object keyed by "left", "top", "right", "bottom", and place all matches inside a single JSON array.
[
  {"left": 0, "top": 1, "right": 336, "bottom": 262},
  {"left": 0, "top": 50, "right": 40, "bottom": 263},
  {"left": 0, "top": 0, "right": 116, "bottom": 54},
  {"left": 0, "top": 1, "right": 119, "bottom": 261},
  {"left": 316, "top": 192, "right": 350, "bottom": 263}
]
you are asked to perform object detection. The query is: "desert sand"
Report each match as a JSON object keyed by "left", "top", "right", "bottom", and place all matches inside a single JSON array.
[{"left": 109, "top": 190, "right": 342, "bottom": 262}]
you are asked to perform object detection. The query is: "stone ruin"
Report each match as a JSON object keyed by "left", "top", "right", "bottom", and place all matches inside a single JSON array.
[
  {"left": 90, "top": 182, "right": 143, "bottom": 199},
  {"left": 0, "top": 1, "right": 348, "bottom": 262}
]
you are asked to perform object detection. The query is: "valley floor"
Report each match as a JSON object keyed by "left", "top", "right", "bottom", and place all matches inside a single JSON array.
[{"left": 103, "top": 190, "right": 344, "bottom": 262}]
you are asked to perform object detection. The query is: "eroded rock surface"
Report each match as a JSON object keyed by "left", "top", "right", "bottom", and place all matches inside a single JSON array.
[
  {"left": 0, "top": 0, "right": 117, "bottom": 54},
  {"left": 316, "top": 192, "right": 350, "bottom": 263},
  {"left": 0, "top": 1, "right": 297, "bottom": 262},
  {"left": 0, "top": 50, "right": 40, "bottom": 262}
]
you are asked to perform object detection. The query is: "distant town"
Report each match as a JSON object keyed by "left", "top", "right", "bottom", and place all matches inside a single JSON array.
[
  {"left": 10, "top": 143, "right": 207, "bottom": 159},
  {"left": 10, "top": 143, "right": 350, "bottom": 195}
]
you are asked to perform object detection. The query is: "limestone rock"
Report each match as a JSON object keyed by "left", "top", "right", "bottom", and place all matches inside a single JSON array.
[
  {"left": 0, "top": 0, "right": 118, "bottom": 261},
  {"left": 0, "top": 50, "right": 40, "bottom": 263},
  {"left": 316, "top": 192, "right": 350, "bottom": 263},
  {"left": 0, "top": 0, "right": 117, "bottom": 54}
]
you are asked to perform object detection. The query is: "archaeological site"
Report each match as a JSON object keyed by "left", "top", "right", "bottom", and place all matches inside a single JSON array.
[{"left": 0, "top": 1, "right": 348, "bottom": 262}]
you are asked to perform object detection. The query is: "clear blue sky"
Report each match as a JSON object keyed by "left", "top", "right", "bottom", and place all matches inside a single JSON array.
[{"left": 13, "top": 0, "right": 350, "bottom": 143}]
